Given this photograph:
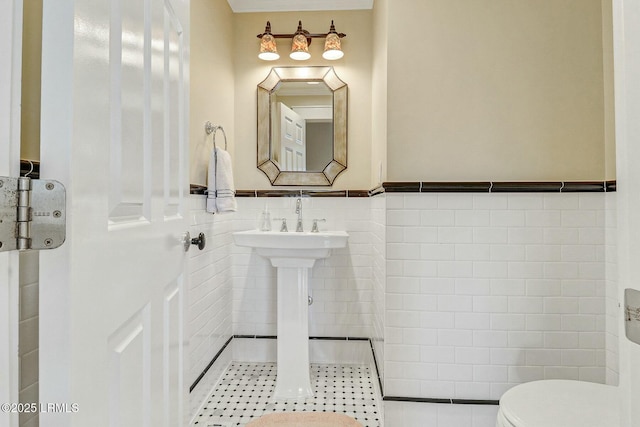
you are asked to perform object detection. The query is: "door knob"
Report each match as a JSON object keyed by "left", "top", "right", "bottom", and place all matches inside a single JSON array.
[
  {"left": 191, "top": 232, "right": 206, "bottom": 250},
  {"left": 182, "top": 232, "right": 206, "bottom": 252}
]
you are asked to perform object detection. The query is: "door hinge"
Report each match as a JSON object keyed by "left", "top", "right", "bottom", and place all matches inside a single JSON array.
[{"left": 0, "top": 176, "right": 66, "bottom": 252}]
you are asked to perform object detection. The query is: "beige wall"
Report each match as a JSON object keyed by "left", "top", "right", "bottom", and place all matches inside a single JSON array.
[
  {"left": 602, "top": 0, "right": 616, "bottom": 181},
  {"left": 232, "top": 11, "right": 373, "bottom": 190},
  {"left": 371, "top": 0, "right": 388, "bottom": 187},
  {"left": 386, "top": 0, "right": 607, "bottom": 181},
  {"left": 21, "top": 0, "right": 42, "bottom": 161},
  {"left": 190, "top": 1, "right": 613, "bottom": 187},
  {"left": 190, "top": 0, "right": 235, "bottom": 186}
]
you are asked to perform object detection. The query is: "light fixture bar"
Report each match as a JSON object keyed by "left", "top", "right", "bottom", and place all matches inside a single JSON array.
[{"left": 256, "top": 25, "right": 346, "bottom": 43}]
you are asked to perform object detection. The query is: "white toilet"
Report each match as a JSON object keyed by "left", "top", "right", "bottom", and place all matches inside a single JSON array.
[{"left": 496, "top": 380, "right": 619, "bottom": 427}]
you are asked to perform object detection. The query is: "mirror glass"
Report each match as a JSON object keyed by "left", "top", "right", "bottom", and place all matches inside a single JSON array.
[
  {"left": 270, "top": 81, "right": 333, "bottom": 172},
  {"left": 257, "top": 67, "right": 347, "bottom": 186}
]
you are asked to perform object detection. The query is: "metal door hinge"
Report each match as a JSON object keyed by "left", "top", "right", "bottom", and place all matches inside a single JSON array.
[{"left": 0, "top": 176, "right": 66, "bottom": 252}]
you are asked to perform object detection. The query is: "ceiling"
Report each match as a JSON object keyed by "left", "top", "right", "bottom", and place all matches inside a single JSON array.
[{"left": 226, "top": 0, "right": 374, "bottom": 13}]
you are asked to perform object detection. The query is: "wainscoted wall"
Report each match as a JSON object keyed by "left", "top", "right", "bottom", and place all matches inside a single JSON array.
[
  {"left": 187, "top": 196, "right": 233, "bottom": 420},
  {"left": 384, "top": 192, "right": 612, "bottom": 400},
  {"left": 605, "top": 192, "right": 619, "bottom": 385},
  {"left": 19, "top": 251, "right": 39, "bottom": 427},
  {"left": 371, "top": 195, "right": 386, "bottom": 383},
  {"left": 187, "top": 188, "right": 618, "bottom": 425}
]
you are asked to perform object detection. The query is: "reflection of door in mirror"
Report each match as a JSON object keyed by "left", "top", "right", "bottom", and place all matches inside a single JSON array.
[
  {"left": 292, "top": 106, "right": 332, "bottom": 171},
  {"left": 270, "top": 80, "right": 333, "bottom": 172},
  {"left": 277, "top": 102, "right": 306, "bottom": 171}
]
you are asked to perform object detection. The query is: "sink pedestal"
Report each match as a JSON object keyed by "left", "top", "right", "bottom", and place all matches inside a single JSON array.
[
  {"left": 231, "top": 230, "right": 349, "bottom": 402},
  {"left": 272, "top": 258, "right": 315, "bottom": 400}
]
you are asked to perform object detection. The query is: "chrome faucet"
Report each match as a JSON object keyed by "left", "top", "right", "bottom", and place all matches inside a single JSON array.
[{"left": 295, "top": 198, "right": 304, "bottom": 232}]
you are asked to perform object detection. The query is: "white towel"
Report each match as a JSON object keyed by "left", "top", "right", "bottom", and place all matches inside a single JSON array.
[{"left": 207, "top": 147, "right": 237, "bottom": 214}]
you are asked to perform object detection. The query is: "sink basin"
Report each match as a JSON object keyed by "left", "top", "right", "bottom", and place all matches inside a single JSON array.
[
  {"left": 233, "top": 230, "right": 348, "bottom": 263},
  {"left": 232, "top": 229, "right": 349, "bottom": 401}
]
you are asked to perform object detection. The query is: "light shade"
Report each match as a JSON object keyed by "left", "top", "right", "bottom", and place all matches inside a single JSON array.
[
  {"left": 259, "top": 33, "right": 279, "bottom": 61},
  {"left": 323, "top": 32, "right": 343, "bottom": 60},
  {"left": 323, "top": 21, "right": 344, "bottom": 60},
  {"left": 290, "top": 21, "right": 310, "bottom": 60},
  {"left": 258, "top": 21, "right": 279, "bottom": 61}
]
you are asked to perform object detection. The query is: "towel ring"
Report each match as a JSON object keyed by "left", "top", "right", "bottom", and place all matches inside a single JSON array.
[{"left": 205, "top": 121, "right": 227, "bottom": 150}]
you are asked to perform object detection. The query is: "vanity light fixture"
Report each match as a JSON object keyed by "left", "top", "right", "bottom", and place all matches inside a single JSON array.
[{"left": 256, "top": 20, "right": 346, "bottom": 61}]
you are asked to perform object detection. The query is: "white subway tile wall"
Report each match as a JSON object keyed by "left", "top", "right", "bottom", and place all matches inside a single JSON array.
[
  {"left": 384, "top": 193, "right": 612, "bottom": 400},
  {"left": 231, "top": 197, "right": 374, "bottom": 338},
  {"left": 384, "top": 401, "right": 498, "bottom": 427},
  {"left": 604, "top": 192, "right": 619, "bottom": 385},
  {"left": 187, "top": 195, "right": 233, "bottom": 418},
  {"left": 371, "top": 195, "right": 386, "bottom": 382},
  {"left": 19, "top": 251, "right": 39, "bottom": 427},
  {"left": 187, "top": 191, "right": 618, "bottom": 426}
]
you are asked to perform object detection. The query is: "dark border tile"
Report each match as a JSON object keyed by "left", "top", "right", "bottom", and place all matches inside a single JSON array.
[
  {"left": 562, "top": 181, "right": 605, "bottom": 192},
  {"left": 256, "top": 190, "right": 301, "bottom": 197},
  {"left": 369, "top": 339, "right": 384, "bottom": 395},
  {"left": 382, "top": 182, "right": 421, "bottom": 193},
  {"left": 421, "top": 182, "right": 491, "bottom": 193},
  {"left": 491, "top": 182, "right": 562, "bottom": 192},
  {"left": 189, "top": 184, "right": 207, "bottom": 195},
  {"left": 189, "top": 335, "right": 233, "bottom": 393},
  {"left": 235, "top": 190, "right": 257, "bottom": 197},
  {"left": 368, "top": 186, "right": 385, "bottom": 197},
  {"left": 193, "top": 180, "right": 616, "bottom": 196},
  {"left": 302, "top": 190, "right": 347, "bottom": 197},
  {"left": 452, "top": 399, "right": 500, "bottom": 405},
  {"left": 383, "top": 396, "right": 499, "bottom": 405},
  {"left": 309, "top": 336, "right": 348, "bottom": 341},
  {"left": 383, "top": 396, "right": 452, "bottom": 404},
  {"left": 347, "top": 190, "right": 370, "bottom": 198}
]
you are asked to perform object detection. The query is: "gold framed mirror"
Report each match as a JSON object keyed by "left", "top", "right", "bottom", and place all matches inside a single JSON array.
[{"left": 257, "top": 67, "right": 347, "bottom": 186}]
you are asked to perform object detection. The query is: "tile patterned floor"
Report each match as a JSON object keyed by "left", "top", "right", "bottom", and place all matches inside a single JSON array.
[{"left": 193, "top": 362, "right": 381, "bottom": 427}]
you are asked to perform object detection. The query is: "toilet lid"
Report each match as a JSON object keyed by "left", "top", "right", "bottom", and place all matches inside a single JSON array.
[{"left": 499, "top": 380, "right": 619, "bottom": 427}]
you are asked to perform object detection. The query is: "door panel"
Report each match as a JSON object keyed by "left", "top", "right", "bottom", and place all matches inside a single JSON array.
[
  {"left": 163, "top": 279, "right": 183, "bottom": 426},
  {"left": 163, "top": 3, "right": 184, "bottom": 218},
  {"left": 278, "top": 102, "right": 306, "bottom": 171},
  {"left": 39, "top": 0, "right": 189, "bottom": 425},
  {"left": 108, "top": 305, "right": 151, "bottom": 427},
  {"left": 109, "top": 0, "right": 148, "bottom": 222}
]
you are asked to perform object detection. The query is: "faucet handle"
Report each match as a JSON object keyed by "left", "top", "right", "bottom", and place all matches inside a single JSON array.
[
  {"left": 273, "top": 218, "right": 288, "bottom": 232},
  {"left": 311, "top": 219, "right": 326, "bottom": 233}
]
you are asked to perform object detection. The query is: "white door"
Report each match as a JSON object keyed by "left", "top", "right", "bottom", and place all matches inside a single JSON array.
[
  {"left": 0, "top": 1, "right": 23, "bottom": 426},
  {"left": 39, "top": 1, "right": 189, "bottom": 426},
  {"left": 278, "top": 102, "right": 306, "bottom": 171},
  {"left": 613, "top": 1, "right": 640, "bottom": 426}
]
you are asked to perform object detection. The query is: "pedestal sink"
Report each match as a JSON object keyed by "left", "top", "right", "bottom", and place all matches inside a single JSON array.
[{"left": 233, "top": 230, "right": 349, "bottom": 400}]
